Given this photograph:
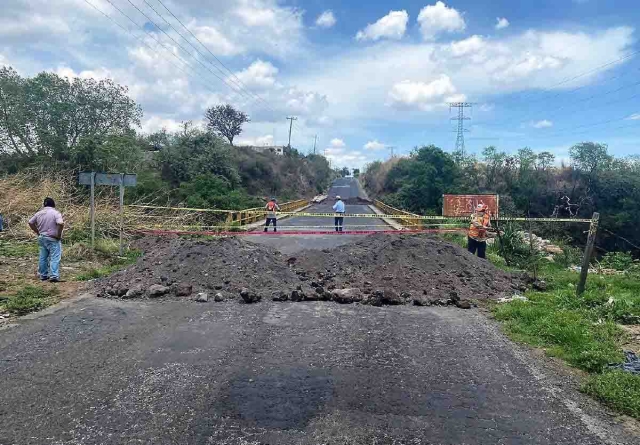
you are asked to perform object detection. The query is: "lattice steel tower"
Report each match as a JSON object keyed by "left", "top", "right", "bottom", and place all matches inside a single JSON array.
[{"left": 448, "top": 102, "right": 474, "bottom": 157}]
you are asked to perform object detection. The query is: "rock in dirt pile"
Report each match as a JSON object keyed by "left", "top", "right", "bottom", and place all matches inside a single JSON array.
[{"left": 98, "top": 234, "right": 520, "bottom": 306}]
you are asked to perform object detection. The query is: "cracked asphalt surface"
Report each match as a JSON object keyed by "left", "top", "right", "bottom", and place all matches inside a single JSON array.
[{"left": 0, "top": 178, "right": 637, "bottom": 444}]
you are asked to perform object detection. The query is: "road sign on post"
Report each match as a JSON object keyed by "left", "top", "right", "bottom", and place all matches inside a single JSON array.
[
  {"left": 443, "top": 194, "right": 499, "bottom": 217},
  {"left": 79, "top": 172, "right": 137, "bottom": 253}
]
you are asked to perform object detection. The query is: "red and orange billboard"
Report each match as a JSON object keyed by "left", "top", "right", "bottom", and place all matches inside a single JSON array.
[{"left": 443, "top": 194, "right": 499, "bottom": 217}]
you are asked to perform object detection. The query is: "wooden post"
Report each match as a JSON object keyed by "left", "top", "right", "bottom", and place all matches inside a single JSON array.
[
  {"left": 119, "top": 174, "right": 125, "bottom": 256},
  {"left": 577, "top": 212, "right": 600, "bottom": 296},
  {"left": 90, "top": 172, "right": 95, "bottom": 249}
]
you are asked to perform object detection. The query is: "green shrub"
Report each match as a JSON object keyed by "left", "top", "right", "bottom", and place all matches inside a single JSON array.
[
  {"left": 599, "top": 251, "right": 634, "bottom": 271},
  {"left": 493, "top": 297, "right": 623, "bottom": 372}
]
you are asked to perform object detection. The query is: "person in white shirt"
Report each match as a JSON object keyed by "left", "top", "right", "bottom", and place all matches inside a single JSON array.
[{"left": 332, "top": 196, "right": 345, "bottom": 232}]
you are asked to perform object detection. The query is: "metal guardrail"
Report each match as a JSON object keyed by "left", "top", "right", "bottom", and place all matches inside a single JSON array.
[
  {"left": 226, "top": 199, "right": 309, "bottom": 226},
  {"left": 373, "top": 200, "right": 422, "bottom": 228}
]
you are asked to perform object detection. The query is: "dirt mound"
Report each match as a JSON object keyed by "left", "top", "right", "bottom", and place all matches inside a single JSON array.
[
  {"left": 100, "top": 237, "right": 300, "bottom": 300},
  {"left": 99, "top": 235, "right": 519, "bottom": 304},
  {"left": 295, "top": 234, "right": 518, "bottom": 302}
]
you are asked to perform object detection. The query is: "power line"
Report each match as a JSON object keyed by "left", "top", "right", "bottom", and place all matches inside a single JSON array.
[
  {"left": 491, "top": 113, "right": 638, "bottom": 141},
  {"left": 472, "top": 49, "right": 640, "bottom": 136},
  {"left": 480, "top": 69, "right": 640, "bottom": 129},
  {"left": 141, "top": 0, "right": 277, "bottom": 114},
  {"left": 496, "top": 48, "right": 640, "bottom": 112},
  {"left": 121, "top": 0, "right": 262, "bottom": 105},
  {"left": 152, "top": 0, "right": 276, "bottom": 113},
  {"left": 96, "top": 0, "right": 284, "bottom": 120},
  {"left": 83, "top": 0, "right": 225, "bottom": 99}
]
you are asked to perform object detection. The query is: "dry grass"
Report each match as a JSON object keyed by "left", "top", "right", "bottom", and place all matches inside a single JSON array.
[
  {"left": 0, "top": 171, "right": 239, "bottom": 241},
  {"left": 0, "top": 170, "right": 125, "bottom": 240}
]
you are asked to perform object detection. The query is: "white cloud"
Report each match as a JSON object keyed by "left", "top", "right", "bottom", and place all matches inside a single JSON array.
[
  {"left": 626, "top": 113, "right": 640, "bottom": 120},
  {"left": 450, "top": 35, "right": 485, "bottom": 57},
  {"left": 330, "top": 138, "right": 346, "bottom": 148},
  {"left": 141, "top": 116, "right": 185, "bottom": 134},
  {"left": 388, "top": 75, "right": 464, "bottom": 110},
  {"left": 295, "top": 26, "right": 634, "bottom": 124},
  {"left": 364, "top": 140, "right": 386, "bottom": 150},
  {"left": 323, "top": 146, "right": 370, "bottom": 168},
  {"left": 479, "top": 103, "right": 495, "bottom": 112},
  {"left": 0, "top": 14, "right": 70, "bottom": 38},
  {"left": 417, "top": 2, "right": 466, "bottom": 41},
  {"left": 316, "top": 10, "right": 336, "bottom": 28},
  {"left": 531, "top": 119, "right": 553, "bottom": 128},
  {"left": 234, "top": 59, "right": 279, "bottom": 90},
  {"left": 356, "top": 10, "right": 408, "bottom": 41},
  {"left": 193, "top": 24, "right": 243, "bottom": 56},
  {"left": 495, "top": 17, "right": 510, "bottom": 30},
  {"left": 55, "top": 66, "right": 113, "bottom": 81}
]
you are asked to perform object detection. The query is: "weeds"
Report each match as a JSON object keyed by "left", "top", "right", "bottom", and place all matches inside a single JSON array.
[
  {"left": 489, "top": 255, "right": 640, "bottom": 418},
  {"left": 0, "top": 240, "right": 39, "bottom": 257},
  {"left": 1, "top": 285, "right": 59, "bottom": 315},
  {"left": 75, "top": 249, "right": 141, "bottom": 281},
  {"left": 583, "top": 371, "right": 640, "bottom": 419}
]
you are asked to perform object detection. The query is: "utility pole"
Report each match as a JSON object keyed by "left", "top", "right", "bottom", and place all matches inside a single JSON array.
[
  {"left": 388, "top": 146, "right": 396, "bottom": 159},
  {"left": 313, "top": 135, "right": 317, "bottom": 154},
  {"left": 286, "top": 116, "right": 297, "bottom": 148},
  {"left": 448, "top": 102, "right": 474, "bottom": 158}
]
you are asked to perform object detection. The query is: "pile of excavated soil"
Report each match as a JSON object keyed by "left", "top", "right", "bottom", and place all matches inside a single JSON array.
[
  {"left": 98, "top": 235, "right": 519, "bottom": 304},
  {"left": 294, "top": 234, "right": 519, "bottom": 302},
  {"left": 100, "top": 237, "right": 300, "bottom": 300}
]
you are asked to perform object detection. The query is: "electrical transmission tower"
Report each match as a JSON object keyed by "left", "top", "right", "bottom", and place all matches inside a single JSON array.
[{"left": 448, "top": 102, "right": 474, "bottom": 157}]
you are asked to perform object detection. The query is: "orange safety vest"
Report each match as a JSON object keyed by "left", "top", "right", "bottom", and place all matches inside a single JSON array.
[
  {"left": 267, "top": 201, "right": 277, "bottom": 211},
  {"left": 468, "top": 212, "right": 491, "bottom": 241}
]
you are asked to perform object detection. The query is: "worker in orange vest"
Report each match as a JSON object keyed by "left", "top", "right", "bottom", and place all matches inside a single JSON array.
[
  {"left": 468, "top": 203, "right": 492, "bottom": 259},
  {"left": 264, "top": 197, "right": 281, "bottom": 232}
]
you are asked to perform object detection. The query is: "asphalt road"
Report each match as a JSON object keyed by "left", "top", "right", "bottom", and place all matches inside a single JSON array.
[
  {"left": 249, "top": 177, "right": 384, "bottom": 253},
  {"left": 327, "top": 176, "right": 370, "bottom": 201},
  {"left": 0, "top": 178, "right": 635, "bottom": 444},
  {"left": 248, "top": 203, "right": 388, "bottom": 254}
]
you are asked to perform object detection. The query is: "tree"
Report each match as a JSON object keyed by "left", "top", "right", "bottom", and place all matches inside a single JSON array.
[
  {"left": 353, "top": 168, "right": 360, "bottom": 177},
  {"left": 570, "top": 142, "right": 611, "bottom": 176},
  {"left": 204, "top": 104, "right": 249, "bottom": 146},
  {"left": 383, "top": 145, "right": 460, "bottom": 214},
  {"left": 0, "top": 66, "right": 142, "bottom": 170},
  {"left": 340, "top": 167, "right": 350, "bottom": 177},
  {"left": 536, "top": 151, "right": 555, "bottom": 171}
]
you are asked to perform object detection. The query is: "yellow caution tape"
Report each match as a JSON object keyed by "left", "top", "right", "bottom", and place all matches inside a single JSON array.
[
  {"left": 239, "top": 211, "right": 593, "bottom": 223},
  {"left": 126, "top": 205, "right": 593, "bottom": 224},
  {"left": 128, "top": 223, "right": 467, "bottom": 230}
]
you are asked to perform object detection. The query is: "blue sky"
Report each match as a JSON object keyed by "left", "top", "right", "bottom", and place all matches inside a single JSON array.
[{"left": 1, "top": 0, "right": 639, "bottom": 168}]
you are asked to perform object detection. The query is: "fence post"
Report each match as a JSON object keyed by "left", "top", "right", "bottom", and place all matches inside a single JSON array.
[
  {"left": 577, "top": 212, "right": 600, "bottom": 296},
  {"left": 119, "top": 174, "right": 125, "bottom": 255},
  {"left": 90, "top": 172, "right": 95, "bottom": 249}
]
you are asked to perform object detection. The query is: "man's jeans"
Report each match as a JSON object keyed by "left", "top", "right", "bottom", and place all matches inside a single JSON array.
[{"left": 38, "top": 236, "right": 62, "bottom": 279}]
